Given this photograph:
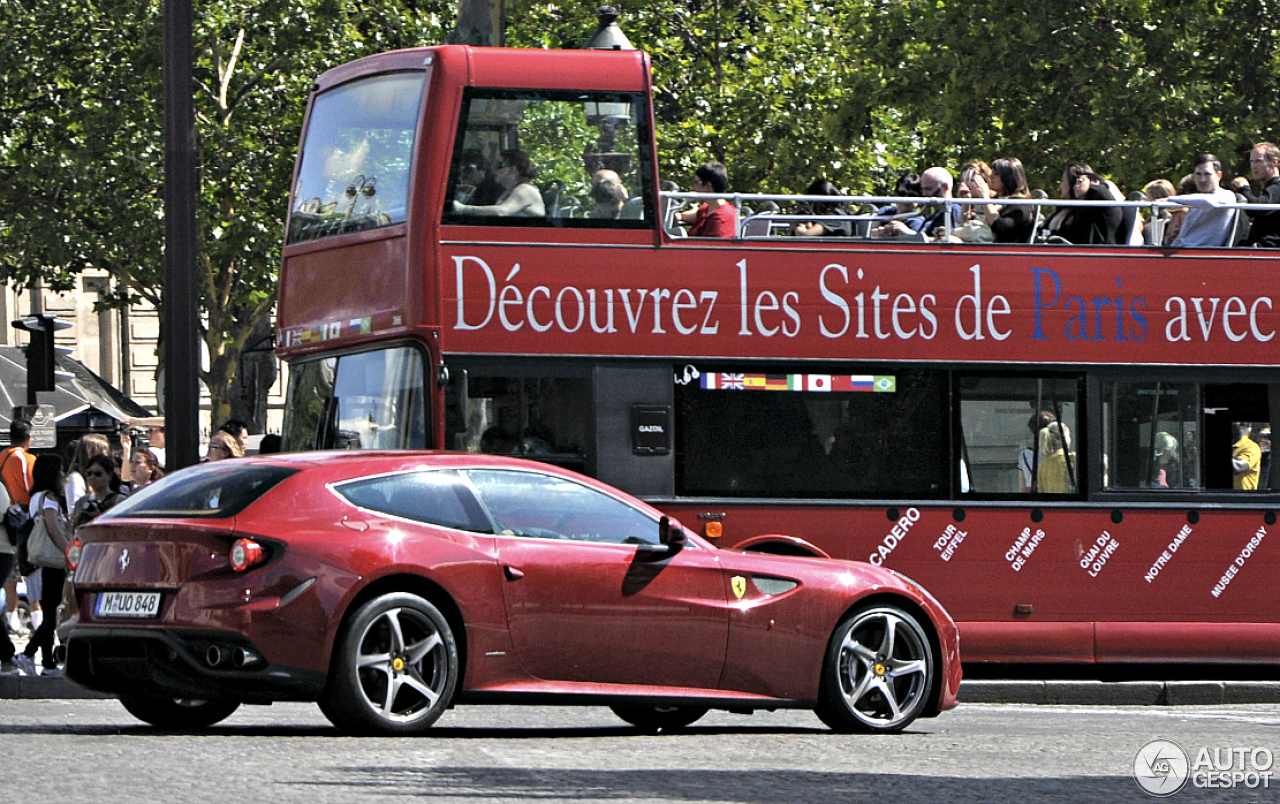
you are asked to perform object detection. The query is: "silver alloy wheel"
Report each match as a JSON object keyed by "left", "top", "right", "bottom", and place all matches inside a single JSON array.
[
  {"left": 830, "top": 607, "right": 932, "bottom": 731},
  {"left": 354, "top": 605, "right": 450, "bottom": 723}
]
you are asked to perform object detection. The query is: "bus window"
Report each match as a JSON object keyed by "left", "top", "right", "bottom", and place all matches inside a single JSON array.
[
  {"left": 281, "top": 345, "right": 427, "bottom": 451},
  {"left": 675, "top": 369, "right": 949, "bottom": 499},
  {"left": 958, "top": 376, "right": 1081, "bottom": 495},
  {"left": 1101, "top": 381, "right": 1200, "bottom": 490},
  {"left": 288, "top": 71, "right": 424, "bottom": 244},
  {"left": 453, "top": 373, "right": 587, "bottom": 473},
  {"left": 443, "top": 89, "right": 652, "bottom": 227},
  {"left": 1103, "top": 381, "right": 1271, "bottom": 491}
]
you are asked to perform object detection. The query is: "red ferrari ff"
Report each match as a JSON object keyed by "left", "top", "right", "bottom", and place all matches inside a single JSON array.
[{"left": 63, "top": 452, "right": 960, "bottom": 734}]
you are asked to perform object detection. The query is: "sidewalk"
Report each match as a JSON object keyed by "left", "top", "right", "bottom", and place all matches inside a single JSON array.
[{"left": 2, "top": 675, "right": 1279, "bottom": 704}]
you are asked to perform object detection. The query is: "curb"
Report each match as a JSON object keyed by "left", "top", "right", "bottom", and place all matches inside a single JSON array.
[
  {"left": 958, "top": 679, "right": 1280, "bottom": 706},
  {"left": 0, "top": 674, "right": 112, "bottom": 700}
]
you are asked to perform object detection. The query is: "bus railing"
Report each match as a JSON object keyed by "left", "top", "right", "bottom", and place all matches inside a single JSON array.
[{"left": 661, "top": 191, "right": 1276, "bottom": 246}]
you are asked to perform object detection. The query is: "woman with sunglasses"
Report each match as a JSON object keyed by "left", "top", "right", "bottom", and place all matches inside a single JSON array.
[
  {"left": 206, "top": 430, "right": 244, "bottom": 461},
  {"left": 71, "top": 454, "right": 128, "bottom": 532},
  {"left": 451, "top": 149, "right": 545, "bottom": 218}
]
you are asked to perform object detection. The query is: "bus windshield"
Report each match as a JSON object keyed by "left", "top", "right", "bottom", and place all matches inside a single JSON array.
[{"left": 288, "top": 71, "right": 424, "bottom": 244}]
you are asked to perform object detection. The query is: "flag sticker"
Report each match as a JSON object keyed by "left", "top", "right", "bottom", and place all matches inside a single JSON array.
[{"left": 696, "top": 372, "right": 896, "bottom": 393}]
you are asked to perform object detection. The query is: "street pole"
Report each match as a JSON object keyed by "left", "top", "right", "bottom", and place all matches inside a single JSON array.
[{"left": 163, "top": 0, "right": 200, "bottom": 469}]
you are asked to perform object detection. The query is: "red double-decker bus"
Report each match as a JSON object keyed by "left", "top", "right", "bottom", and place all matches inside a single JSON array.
[{"left": 278, "top": 45, "right": 1279, "bottom": 668}]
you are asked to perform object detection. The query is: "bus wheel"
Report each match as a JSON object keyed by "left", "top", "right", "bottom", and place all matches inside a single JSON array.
[
  {"left": 319, "top": 593, "right": 458, "bottom": 735},
  {"left": 815, "top": 605, "right": 934, "bottom": 733},
  {"left": 610, "top": 705, "right": 709, "bottom": 732},
  {"left": 119, "top": 695, "right": 241, "bottom": 729}
]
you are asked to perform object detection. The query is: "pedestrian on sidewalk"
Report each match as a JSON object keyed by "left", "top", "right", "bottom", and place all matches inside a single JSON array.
[
  {"left": 0, "top": 420, "right": 35, "bottom": 638},
  {"left": 11, "top": 455, "right": 70, "bottom": 677},
  {"left": 0, "top": 480, "right": 18, "bottom": 674}
]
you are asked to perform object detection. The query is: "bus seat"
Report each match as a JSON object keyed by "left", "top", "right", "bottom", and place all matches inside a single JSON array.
[
  {"left": 542, "top": 180, "right": 565, "bottom": 219},
  {"left": 1224, "top": 208, "right": 1243, "bottom": 247},
  {"left": 1118, "top": 201, "right": 1143, "bottom": 246},
  {"left": 619, "top": 196, "right": 644, "bottom": 220}
]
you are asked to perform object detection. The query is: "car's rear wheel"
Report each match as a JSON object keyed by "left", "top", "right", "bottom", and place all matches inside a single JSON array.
[
  {"left": 815, "top": 605, "right": 934, "bottom": 733},
  {"left": 118, "top": 695, "right": 241, "bottom": 729},
  {"left": 610, "top": 705, "right": 709, "bottom": 732},
  {"left": 319, "top": 592, "right": 458, "bottom": 735}
]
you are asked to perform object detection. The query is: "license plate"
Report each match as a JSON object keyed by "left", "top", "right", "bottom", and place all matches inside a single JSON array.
[{"left": 94, "top": 591, "right": 162, "bottom": 619}]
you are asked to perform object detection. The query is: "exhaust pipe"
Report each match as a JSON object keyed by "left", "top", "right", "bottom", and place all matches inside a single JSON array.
[
  {"left": 53, "top": 644, "right": 67, "bottom": 664},
  {"left": 206, "top": 645, "right": 225, "bottom": 667},
  {"left": 232, "top": 647, "right": 260, "bottom": 668}
]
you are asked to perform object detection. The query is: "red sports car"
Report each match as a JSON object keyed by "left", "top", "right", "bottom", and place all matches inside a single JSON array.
[{"left": 63, "top": 452, "right": 960, "bottom": 734}]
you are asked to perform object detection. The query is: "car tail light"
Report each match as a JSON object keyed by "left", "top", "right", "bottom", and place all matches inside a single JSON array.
[
  {"left": 65, "top": 539, "right": 82, "bottom": 571},
  {"left": 230, "top": 538, "right": 267, "bottom": 572}
]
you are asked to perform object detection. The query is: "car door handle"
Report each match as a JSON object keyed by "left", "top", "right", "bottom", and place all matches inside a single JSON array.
[{"left": 503, "top": 565, "right": 525, "bottom": 581}]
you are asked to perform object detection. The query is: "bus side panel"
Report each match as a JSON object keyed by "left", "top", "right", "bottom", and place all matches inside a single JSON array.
[
  {"left": 1096, "top": 623, "right": 1280, "bottom": 662},
  {"left": 279, "top": 232, "right": 411, "bottom": 337},
  {"left": 662, "top": 503, "right": 1279, "bottom": 664},
  {"left": 441, "top": 242, "right": 1280, "bottom": 367}
]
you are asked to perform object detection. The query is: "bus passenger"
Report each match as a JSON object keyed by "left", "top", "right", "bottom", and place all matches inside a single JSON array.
[
  {"left": 1141, "top": 179, "right": 1180, "bottom": 245},
  {"left": 1231, "top": 422, "right": 1261, "bottom": 490},
  {"left": 1036, "top": 421, "right": 1075, "bottom": 494},
  {"left": 676, "top": 162, "right": 736, "bottom": 237},
  {"left": 1149, "top": 432, "right": 1178, "bottom": 488},
  {"left": 590, "top": 169, "right": 628, "bottom": 219},
  {"left": 1171, "top": 154, "right": 1238, "bottom": 247},
  {"left": 981, "top": 157, "right": 1035, "bottom": 243},
  {"left": 1045, "top": 163, "right": 1121, "bottom": 245},
  {"left": 1018, "top": 411, "right": 1056, "bottom": 493},
  {"left": 1231, "top": 142, "right": 1280, "bottom": 247},
  {"left": 792, "top": 178, "right": 851, "bottom": 237},
  {"left": 453, "top": 150, "right": 546, "bottom": 218},
  {"left": 455, "top": 149, "right": 505, "bottom": 206},
  {"left": 948, "top": 162, "right": 995, "bottom": 243},
  {"left": 872, "top": 167, "right": 957, "bottom": 239}
]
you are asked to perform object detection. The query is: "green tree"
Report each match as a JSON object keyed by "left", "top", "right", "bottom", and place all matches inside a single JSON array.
[{"left": 0, "top": 0, "right": 453, "bottom": 424}]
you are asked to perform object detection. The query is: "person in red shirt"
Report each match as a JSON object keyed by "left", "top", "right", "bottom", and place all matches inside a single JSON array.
[
  {"left": 0, "top": 419, "right": 35, "bottom": 647},
  {"left": 676, "top": 162, "right": 736, "bottom": 237}
]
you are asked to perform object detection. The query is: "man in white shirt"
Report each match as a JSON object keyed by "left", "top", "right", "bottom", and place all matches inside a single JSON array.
[{"left": 1171, "top": 153, "right": 1239, "bottom": 248}]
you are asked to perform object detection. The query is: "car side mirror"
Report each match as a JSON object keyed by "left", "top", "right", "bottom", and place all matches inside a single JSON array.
[{"left": 659, "top": 516, "right": 686, "bottom": 551}]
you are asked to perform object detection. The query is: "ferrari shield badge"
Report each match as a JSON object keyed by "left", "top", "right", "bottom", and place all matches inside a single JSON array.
[{"left": 730, "top": 575, "right": 747, "bottom": 599}]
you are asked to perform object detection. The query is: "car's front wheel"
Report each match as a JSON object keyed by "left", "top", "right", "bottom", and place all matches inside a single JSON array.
[
  {"left": 610, "top": 705, "right": 709, "bottom": 732},
  {"left": 319, "top": 592, "right": 459, "bottom": 735},
  {"left": 815, "top": 605, "right": 934, "bottom": 733},
  {"left": 118, "top": 695, "right": 241, "bottom": 729}
]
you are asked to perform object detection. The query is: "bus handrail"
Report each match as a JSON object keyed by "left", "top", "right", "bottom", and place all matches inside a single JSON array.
[{"left": 661, "top": 191, "right": 1274, "bottom": 243}]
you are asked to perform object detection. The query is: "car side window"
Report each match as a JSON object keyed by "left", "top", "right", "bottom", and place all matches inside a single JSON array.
[
  {"left": 465, "top": 469, "right": 658, "bottom": 545},
  {"left": 335, "top": 470, "right": 491, "bottom": 533}
]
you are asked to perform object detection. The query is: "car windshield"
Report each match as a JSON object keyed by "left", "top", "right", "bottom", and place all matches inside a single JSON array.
[{"left": 102, "top": 465, "right": 297, "bottom": 519}]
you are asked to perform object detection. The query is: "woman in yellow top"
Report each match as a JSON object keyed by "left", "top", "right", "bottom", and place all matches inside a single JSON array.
[{"left": 1036, "top": 422, "right": 1076, "bottom": 494}]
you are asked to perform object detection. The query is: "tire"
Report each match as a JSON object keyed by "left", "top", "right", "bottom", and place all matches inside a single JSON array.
[
  {"left": 815, "top": 605, "right": 934, "bottom": 733},
  {"left": 118, "top": 695, "right": 241, "bottom": 729},
  {"left": 610, "top": 705, "right": 709, "bottom": 732},
  {"left": 319, "top": 592, "right": 458, "bottom": 735}
]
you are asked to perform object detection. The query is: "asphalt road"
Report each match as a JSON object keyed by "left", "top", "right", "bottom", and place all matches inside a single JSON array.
[{"left": 1, "top": 699, "right": 1277, "bottom": 803}]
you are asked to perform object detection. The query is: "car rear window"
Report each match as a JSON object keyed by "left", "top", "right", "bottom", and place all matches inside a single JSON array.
[{"left": 102, "top": 465, "right": 298, "bottom": 519}]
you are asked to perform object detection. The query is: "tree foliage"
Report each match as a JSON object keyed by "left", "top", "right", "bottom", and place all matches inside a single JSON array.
[
  {"left": 0, "top": 0, "right": 453, "bottom": 423},
  {"left": 512, "top": 0, "right": 1280, "bottom": 194},
  {"left": 2, "top": 0, "right": 1279, "bottom": 423}
]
